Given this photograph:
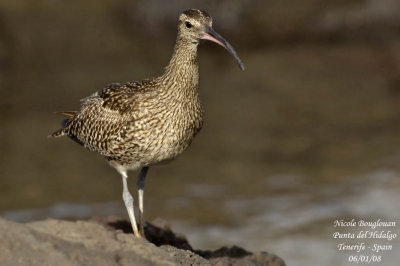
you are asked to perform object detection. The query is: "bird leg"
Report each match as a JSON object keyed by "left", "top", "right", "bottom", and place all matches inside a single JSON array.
[
  {"left": 121, "top": 171, "right": 141, "bottom": 237},
  {"left": 137, "top": 167, "right": 149, "bottom": 236}
]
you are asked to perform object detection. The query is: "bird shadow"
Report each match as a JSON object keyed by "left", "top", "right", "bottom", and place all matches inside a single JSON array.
[{"left": 91, "top": 216, "right": 252, "bottom": 259}]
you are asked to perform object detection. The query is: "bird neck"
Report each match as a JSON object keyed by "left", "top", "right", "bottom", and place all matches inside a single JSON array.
[{"left": 161, "top": 36, "right": 199, "bottom": 87}]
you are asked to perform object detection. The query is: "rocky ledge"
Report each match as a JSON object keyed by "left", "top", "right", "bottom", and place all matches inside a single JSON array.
[{"left": 0, "top": 216, "right": 285, "bottom": 266}]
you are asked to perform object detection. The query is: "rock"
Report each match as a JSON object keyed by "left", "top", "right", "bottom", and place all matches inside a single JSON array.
[
  {"left": 0, "top": 217, "right": 285, "bottom": 266},
  {"left": 160, "top": 245, "right": 210, "bottom": 266}
]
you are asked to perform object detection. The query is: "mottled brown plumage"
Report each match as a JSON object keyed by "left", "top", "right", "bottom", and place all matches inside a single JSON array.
[{"left": 51, "top": 9, "right": 244, "bottom": 238}]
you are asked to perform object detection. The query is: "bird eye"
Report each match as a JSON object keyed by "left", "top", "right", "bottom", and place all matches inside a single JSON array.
[{"left": 185, "top": 21, "right": 192, "bottom": 28}]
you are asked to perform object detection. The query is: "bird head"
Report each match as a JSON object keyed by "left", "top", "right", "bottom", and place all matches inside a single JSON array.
[{"left": 178, "top": 9, "right": 245, "bottom": 71}]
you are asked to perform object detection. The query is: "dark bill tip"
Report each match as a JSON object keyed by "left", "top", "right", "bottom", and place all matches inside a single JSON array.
[{"left": 202, "top": 26, "right": 245, "bottom": 71}]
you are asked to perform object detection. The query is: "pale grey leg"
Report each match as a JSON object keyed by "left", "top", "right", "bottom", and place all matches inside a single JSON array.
[
  {"left": 121, "top": 170, "right": 141, "bottom": 237},
  {"left": 137, "top": 167, "right": 149, "bottom": 236}
]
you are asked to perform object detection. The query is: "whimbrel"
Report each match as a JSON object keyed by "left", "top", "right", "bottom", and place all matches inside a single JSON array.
[{"left": 51, "top": 9, "right": 244, "bottom": 237}]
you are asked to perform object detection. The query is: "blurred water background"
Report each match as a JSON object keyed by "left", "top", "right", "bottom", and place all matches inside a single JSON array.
[{"left": 1, "top": 1, "right": 400, "bottom": 265}]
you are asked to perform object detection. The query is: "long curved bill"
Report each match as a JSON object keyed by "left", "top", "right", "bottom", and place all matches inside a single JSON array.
[{"left": 202, "top": 26, "right": 245, "bottom": 71}]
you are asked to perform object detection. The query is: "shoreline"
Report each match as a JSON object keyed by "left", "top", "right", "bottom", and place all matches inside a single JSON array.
[{"left": 0, "top": 216, "right": 285, "bottom": 266}]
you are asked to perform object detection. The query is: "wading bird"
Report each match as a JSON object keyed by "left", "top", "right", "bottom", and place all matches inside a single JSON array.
[{"left": 51, "top": 9, "right": 244, "bottom": 237}]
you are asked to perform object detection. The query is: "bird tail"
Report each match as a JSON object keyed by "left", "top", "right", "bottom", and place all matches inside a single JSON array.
[
  {"left": 50, "top": 128, "right": 66, "bottom": 137},
  {"left": 48, "top": 111, "right": 77, "bottom": 138},
  {"left": 55, "top": 111, "right": 77, "bottom": 118}
]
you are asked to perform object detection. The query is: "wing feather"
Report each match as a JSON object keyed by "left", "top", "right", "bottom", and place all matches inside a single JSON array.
[{"left": 54, "top": 81, "right": 158, "bottom": 157}]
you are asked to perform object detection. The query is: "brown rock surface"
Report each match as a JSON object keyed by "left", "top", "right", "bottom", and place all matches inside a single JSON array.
[{"left": 0, "top": 217, "right": 285, "bottom": 266}]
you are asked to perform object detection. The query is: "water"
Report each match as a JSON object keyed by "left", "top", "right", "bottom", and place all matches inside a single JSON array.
[{"left": 3, "top": 169, "right": 400, "bottom": 265}]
